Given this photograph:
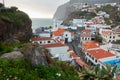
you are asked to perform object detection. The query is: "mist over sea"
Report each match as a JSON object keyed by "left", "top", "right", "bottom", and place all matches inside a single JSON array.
[{"left": 31, "top": 18, "right": 53, "bottom": 32}]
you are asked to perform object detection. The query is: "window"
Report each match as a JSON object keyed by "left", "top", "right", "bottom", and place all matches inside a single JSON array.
[
  {"left": 66, "top": 34, "right": 68, "bottom": 37},
  {"left": 113, "top": 36, "right": 115, "bottom": 38},
  {"left": 92, "top": 57, "right": 94, "bottom": 60},
  {"left": 48, "top": 41, "right": 51, "bottom": 43},
  {"left": 110, "top": 36, "right": 111, "bottom": 38},
  {"left": 95, "top": 60, "right": 97, "bottom": 63},
  {"left": 109, "top": 40, "right": 111, "bottom": 42},
  {"left": 39, "top": 41, "right": 42, "bottom": 44}
]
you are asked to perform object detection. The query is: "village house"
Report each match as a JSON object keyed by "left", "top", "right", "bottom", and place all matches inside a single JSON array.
[
  {"left": 80, "top": 30, "right": 95, "bottom": 44},
  {"left": 52, "top": 28, "right": 74, "bottom": 43},
  {"left": 82, "top": 41, "right": 100, "bottom": 52},
  {"left": 80, "top": 33, "right": 92, "bottom": 44},
  {"left": 72, "top": 19, "right": 87, "bottom": 27},
  {"left": 43, "top": 43, "right": 71, "bottom": 61},
  {"left": 113, "top": 27, "right": 120, "bottom": 40},
  {"left": 32, "top": 37, "right": 56, "bottom": 45},
  {"left": 81, "top": 41, "right": 118, "bottom": 68},
  {"left": 101, "top": 30, "right": 117, "bottom": 42},
  {"left": 85, "top": 49, "right": 116, "bottom": 66}
]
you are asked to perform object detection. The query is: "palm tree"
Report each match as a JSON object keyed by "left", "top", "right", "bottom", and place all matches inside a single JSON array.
[{"left": 80, "top": 64, "right": 119, "bottom": 80}]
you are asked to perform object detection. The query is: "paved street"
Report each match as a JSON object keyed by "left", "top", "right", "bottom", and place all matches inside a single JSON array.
[{"left": 68, "top": 34, "right": 86, "bottom": 61}]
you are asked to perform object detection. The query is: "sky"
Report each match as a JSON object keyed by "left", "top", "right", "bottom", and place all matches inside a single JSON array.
[{"left": 0, "top": 0, "right": 69, "bottom": 18}]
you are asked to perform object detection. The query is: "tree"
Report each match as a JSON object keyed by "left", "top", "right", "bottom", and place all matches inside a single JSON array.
[{"left": 94, "top": 35, "right": 103, "bottom": 43}]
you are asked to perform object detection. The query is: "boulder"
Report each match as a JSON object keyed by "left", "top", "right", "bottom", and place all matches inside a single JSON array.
[
  {"left": 0, "top": 51, "right": 24, "bottom": 60},
  {"left": 22, "top": 44, "right": 50, "bottom": 66}
]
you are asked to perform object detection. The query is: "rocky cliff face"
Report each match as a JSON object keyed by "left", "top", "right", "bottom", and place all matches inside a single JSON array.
[
  {"left": 53, "top": 0, "right": 120, "bottom": 20},
  {"left": 0, "top": 10, "right": 32, "bottom": 42}
]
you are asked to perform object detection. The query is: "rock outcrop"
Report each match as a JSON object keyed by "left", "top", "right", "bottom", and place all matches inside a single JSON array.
[
  {"left": 0, "top": 9, "right": 32, "bottom": 42},
  {"left": 0, "top": 51, "right": 24, "bottom": 60},
  {"left": 22, "top": 44, "right": 50, "bottom": 66}
]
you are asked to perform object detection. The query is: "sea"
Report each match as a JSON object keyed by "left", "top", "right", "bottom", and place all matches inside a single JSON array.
[{"left": 31, "top": 18, "right": 53, "bottom": 32}]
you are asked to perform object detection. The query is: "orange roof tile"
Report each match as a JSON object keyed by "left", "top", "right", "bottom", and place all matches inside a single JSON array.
[
  {"left": 102, "top": 30, "right": 111, "bottom": 35},
  {"left": 53, "top": 28, "right": 73, "bottom": 36},
  {"left": 70, "top": 53, "right": 79, "bottom": 58},
  {"left": 83, "top": 29, "right": 92, "bottom": 33},
  {"left": 117, "top": 74, "right": 120, "bottom": 79},
  {"left": 32, "top": 37, "right": 53, "bottom": 41},
  {"left": 80, "top": 33, "right": 91, "bottom": 37},
  {"left": 75, "top": 59, "right": 89, "bottom": 69},
  {"left": 43, "top": 43, "right": 68, "bottom": 48},
  {"left": 53, "top": 28, "right": 67, "bottom": 36},
  {"left": 83, "top": 41, "right": 99, "bottom": 49},
  {"left": 87, "top": 49, "right": 115, "bottom": 59}
]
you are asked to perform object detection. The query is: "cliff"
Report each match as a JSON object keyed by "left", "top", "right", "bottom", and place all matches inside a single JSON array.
[
  {"left": 53, "top": 0, "right": 120, "bottom": 20},
  {"left": 0, "top": 7, "right": 32, "bottom": 42}
]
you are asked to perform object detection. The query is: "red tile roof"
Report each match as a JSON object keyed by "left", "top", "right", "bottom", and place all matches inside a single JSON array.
[
  {"left": 32, "top": 37, "right": 53, "bottom": 41},
  {"left": 87, "top": 49, "right": 115, "bottom": 59},
  {"left": 83, "top": 41, "right": 99, "bottom": 49},
  {"left": 75, "top": 59, "right": 89, "bottom": 69},
  {"left": 69, "top": 53, "right": 89, "bottom": 69},
  {"left": 53, "top": 28, "right": 73, "bottom": 36},
  {"left": 117, "top": 74, "right": 120, "bottom": 79},
  {"left": 80, "top": 33, "right": 91, "bottom": 37},
  {"left": 43, "top": 43, "right": 68, "bottom": 48},
  {"left": 53, "top": 28, "right": 67, "bottom": 36},
  {"left": 70, "top": 53, "right": 79, "bottom": 58},
  {"left": 102, "top": 30, "right": 111, "bottom": 35},
  {"left": 83, "top": 29, "right": 92, "bottom": 33}
]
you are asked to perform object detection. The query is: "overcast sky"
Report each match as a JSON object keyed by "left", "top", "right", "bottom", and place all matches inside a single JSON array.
[{"left": 0, "top": 0, "right": 69, "bottom": 18}]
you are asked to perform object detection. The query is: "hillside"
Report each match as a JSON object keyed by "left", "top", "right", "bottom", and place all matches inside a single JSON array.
[
  {"left": 0, "top": 5, "right": 32, "bottom": 42},
  {"left": 53, "top": 0, "right": 120, "bottom": 20}
]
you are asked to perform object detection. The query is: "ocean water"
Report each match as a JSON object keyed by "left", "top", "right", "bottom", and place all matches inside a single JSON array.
[{"left": 31, "top": 18, "right": 53, "bottom": 31}]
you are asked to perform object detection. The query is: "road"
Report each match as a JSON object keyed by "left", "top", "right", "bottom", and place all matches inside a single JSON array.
[{"left": 68, "top": 34, "right": 86, "bottom": 61}]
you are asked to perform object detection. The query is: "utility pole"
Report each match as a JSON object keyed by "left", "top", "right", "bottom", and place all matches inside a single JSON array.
[{"left": 3, "top": 0, "right": 5, "bottom": 7}]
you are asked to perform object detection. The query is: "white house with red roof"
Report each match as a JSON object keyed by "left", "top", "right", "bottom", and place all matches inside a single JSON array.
[
  {"left": 82, "top": 41, "right": 117, "bottom": 67},
  {"left": 85, "top": 49, "right": 116, "bottom": 66},
  {"left": 80, "top": 33, "right": 92, "bottom": 44},
  {"left": 80, "top": 29, "right": 93, "bottom": 44},
  {"left": 52, "top": 28, "right": 74, "bottom": 43},
  {"left": 101, "top": 30, "right": 117, "bottom": 42},
  {"left": 32, "top": 37, "right": 56, "bottom": 45},
  {"left": 43, "top": 43, "right": 71, "bottom": 61}
]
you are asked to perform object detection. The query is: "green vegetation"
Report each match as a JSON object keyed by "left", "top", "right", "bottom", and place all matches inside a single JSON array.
[
  {"left": 115, "top": 40, "right": 120, "bottom": 44},
  {"left": 72, "top": 11, "right": 97, "bottom": 19},
  {"left": 96, "top": 5, "right": 120, "bottom": 26},
  {"left": 96, "top": 5, "right": 117, "bottom": 13},
  {"left": 80, "top": 65, "right": 119, "bottom": 80},
  {"left": 0, "top": 59, "right": 80, "bottom": 80},
  {"left": 104, "top": 18, "right": 111, "bottom": 25},
  {"left": 0, "top": 11, "right": 30, "bottom": 28},
  {"left": 0, "top": 42, "right": 22, "bottom": 55},
  {"left": 94, "top": 35, "right": 103, "bottom": 43}
]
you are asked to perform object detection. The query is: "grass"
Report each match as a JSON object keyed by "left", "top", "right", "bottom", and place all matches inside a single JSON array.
[{"left": 0, "top": 42, "right": 23, "bottom": 55}]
